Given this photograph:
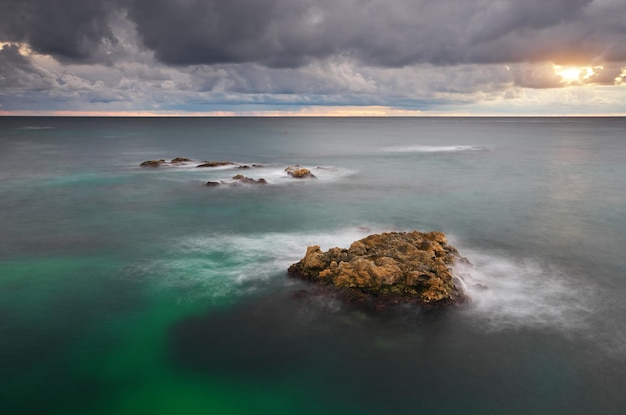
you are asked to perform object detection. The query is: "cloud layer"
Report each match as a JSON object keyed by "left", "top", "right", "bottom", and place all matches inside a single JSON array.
[{"left": 1, "top": 0, "right": 626, "bottom": 114}]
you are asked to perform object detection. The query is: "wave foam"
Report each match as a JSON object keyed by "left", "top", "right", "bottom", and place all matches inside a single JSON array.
[
  {"left": 138, "top": 162, "right": 354, "bottom": 186},
  {"left": 16, "top": 126, "right": 55, "bottom": 130},
  {"left": 144, "top": 227, "right": 382, "bottom": 302},
  {"left": 454, "top": 250, "right": 593, "bottom": 331},
  {"left": 145, "top": 229, "right": 593, "bottom": 332},
  {"left": 384, "top": 145, "right": 489, "bottom": 153},
  {"left": 257, "top": 165, "right": 355, "bottom": 185}
]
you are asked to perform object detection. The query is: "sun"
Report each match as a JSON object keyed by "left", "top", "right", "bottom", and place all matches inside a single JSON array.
[{"left": 553, "top": 65, "right": 601, "bottom": 84}]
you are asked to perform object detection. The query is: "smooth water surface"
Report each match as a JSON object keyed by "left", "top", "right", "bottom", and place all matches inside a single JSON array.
[{"left": 1, "top": 117, "right": 625, "bottom": 414}]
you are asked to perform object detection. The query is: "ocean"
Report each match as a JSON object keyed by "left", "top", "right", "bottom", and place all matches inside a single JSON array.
[{"left": 1, "top": 116, "right": 625, "bottom": 414}]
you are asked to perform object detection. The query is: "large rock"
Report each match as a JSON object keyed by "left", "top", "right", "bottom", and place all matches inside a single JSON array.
[{"left": 288, "top": 231, "right": 467, "bottom": 306}]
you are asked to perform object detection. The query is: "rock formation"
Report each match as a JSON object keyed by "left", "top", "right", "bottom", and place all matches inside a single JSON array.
[
  {"left": 197, "top": 161, "right": 237, "bottom": 168},
  {"left": 140, "top": 159, "right": 167, "bottom": 167},
  {"left": 232, "top": 174, "right": 267, "bottom": 185},
  {"left": 288, "top": 231, "right": 467, "bottom": 306},
  {"left": 171, "top": 157, "right": 192, "bottom": 164},
  {"left": 140, "top": 157, "right": 193, "bottom": 167},
  {"left": 205, "top": 175, "right": 268, "bottom": 187},
  {"left": 285, "top": 165, "right": 315, "bottom": 178}
]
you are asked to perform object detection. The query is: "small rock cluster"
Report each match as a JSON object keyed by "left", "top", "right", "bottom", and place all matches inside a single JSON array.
[{"left": 140, "top": 158, "right": 317, "bottom": 187}]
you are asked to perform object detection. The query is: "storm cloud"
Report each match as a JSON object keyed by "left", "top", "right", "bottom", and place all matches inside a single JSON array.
[
  {"left": 2, "top": 0, "right": 625, "bottom": 67},
  {"left": 1, "top": 0, "right": 626, "bottom": 114}
]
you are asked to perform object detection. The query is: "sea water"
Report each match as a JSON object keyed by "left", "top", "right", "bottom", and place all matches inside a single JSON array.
[{"left": 1, "top": 117, "right": 625, "bottom": 414}]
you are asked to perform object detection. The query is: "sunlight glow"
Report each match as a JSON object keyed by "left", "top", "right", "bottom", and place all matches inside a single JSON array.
[
  {"left": 554, "top": 65, "right": 602, "bottom": 84},
  {"left": 0, "top": 41, "right": 32, "bottom": 56},
  {"left": 616, "top": 67, "right": 626, "bottom": 85}
]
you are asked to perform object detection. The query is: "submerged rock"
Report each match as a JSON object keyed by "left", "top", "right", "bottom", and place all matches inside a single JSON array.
[
  {"left": 288, "top": 231, "right": 467, "bottom": 306},
  {"left": 285, "top": 165, "right": 316, "bottom": 178},
  {"left": 205, "top": 181, "right": 220, "bottom": 187}
]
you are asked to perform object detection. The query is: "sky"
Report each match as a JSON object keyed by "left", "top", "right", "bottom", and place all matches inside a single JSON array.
[{"left": 1, "top": 0, "right": 626, "bottom": 116}]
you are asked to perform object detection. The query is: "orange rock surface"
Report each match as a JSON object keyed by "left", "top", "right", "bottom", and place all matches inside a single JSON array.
[{"left": 288, "top": 231, "right": 466, "bottom": 305}]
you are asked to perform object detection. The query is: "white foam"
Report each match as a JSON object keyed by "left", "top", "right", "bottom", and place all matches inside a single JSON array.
[
  {"left": 145, "top": 226, "right": 385, "bottom": 301},
  {"left": 16, "top": 126, "right": 55, "bottom": 130},
  {"left": 384, "top": 145, "right": 489, "bottom": 153},
  {"left": 196, "top": 163, "right": 244, "bottom": 171},
  {"left": 136, "top": 160, "right": 244, "bottom": 170},
  {"left": 191, "top": 164, "right": 355, "bottom": 187},
  {"left": 136, "top": 162, "right": 354, "bottom": 186},
  {"left": 453, "top": 249, "right": 593, "bottom": 331},
  {"left": 258, "top": 165, "right": 355, "bottom": 185},
  {"left": 176, "top": 226, "right": 381, "bottom": 278},
  {"left": 146, "top": 228, "right": 593, "bottom": 332}
]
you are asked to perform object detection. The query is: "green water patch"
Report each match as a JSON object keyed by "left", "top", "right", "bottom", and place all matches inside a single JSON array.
[
  {"left": 67, "top": 288, "right": 364, "bottom": 415},
  {"left": 0, "top": 255, "right": 132, "bottom": 327},
  {"left": 0, "top": 255, "right": 144, "bottom": 414},
  {"left": 40, "top": 270, "right": 324, "bottom": 414},
  {"left": 73, "top": 310, "right": 334, "bottom": 415},
  {"left": 91, "top": 371, "right": 346, "bottom": 415},
  {"left": 42, "top": 172, "right": 130, "bottom": 188},
  {"left": 0, "top": 232, "right": 293, "bottom": 414},
  {"left": 0, "top": 250, "right": 254, "bottom": 414}
]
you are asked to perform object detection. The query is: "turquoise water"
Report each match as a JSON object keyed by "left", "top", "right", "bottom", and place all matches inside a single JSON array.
[{"left": 1, "top": 117, "right": 625, "bottom": 414}]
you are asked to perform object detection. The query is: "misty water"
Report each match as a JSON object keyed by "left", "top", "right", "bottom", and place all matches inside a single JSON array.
[{"left": 1, "top": 117, "right": 625, "bottom": 414}]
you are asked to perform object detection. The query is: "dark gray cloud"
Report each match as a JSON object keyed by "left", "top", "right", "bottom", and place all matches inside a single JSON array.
[
  {"left": 2, "top": 0, "right": 626, "bottom": 115},
  {"left": 0, "top": 0, "right": 120, "bottom": 62},
  {"left": 125, "top": 0, "right": 623, "bottom": 67},
  {"left": 2, "top": 0, "right": 626, "bottom": 68}
]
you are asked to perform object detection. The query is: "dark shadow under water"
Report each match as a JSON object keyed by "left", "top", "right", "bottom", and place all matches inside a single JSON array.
[{"left": 168, "top": 285, "right": 626, "bottom": 415}]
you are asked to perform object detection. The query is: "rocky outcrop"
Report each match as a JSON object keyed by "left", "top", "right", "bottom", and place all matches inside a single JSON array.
[
  {"left": 288, "top": 231, "right": 467, "bottom": 306},
  {"left": 171, "top": 157, "right": 192, "bottom": 164},
  {"left": 232, "top": 174, "right": 267, "bottom": 185},
  {"left": 205, "top": 176, "right": 267, "bottom": 187},
  {"left": 140, "top": 157, "right": 193, "bottom": 167},
  {"left": 285, "top": 165, "right": 315, "bottom": 178},
  {"left": 197, "top": 161, "right": 237, "bottom": 168},
  {"left": 140, "top": 159, "right": 167, "bottom": 167}
]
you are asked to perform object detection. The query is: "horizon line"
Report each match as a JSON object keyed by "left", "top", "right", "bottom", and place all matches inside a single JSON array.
[
  {"left": 1, "top": 112, "right": 625, "bottom": 118},
  {"left": 1, "top": 105, "right": 625, "bottom": 118}
]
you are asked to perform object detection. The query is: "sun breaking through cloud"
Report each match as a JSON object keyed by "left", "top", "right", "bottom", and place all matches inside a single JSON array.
[{"left": 1, "top": 0, "right": 626, "bottom": 115}]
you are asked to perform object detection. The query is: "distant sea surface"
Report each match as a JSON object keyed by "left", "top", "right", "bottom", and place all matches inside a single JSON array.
[{"left": 1, "top": 117, "right": 625, "bottom": 414}]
